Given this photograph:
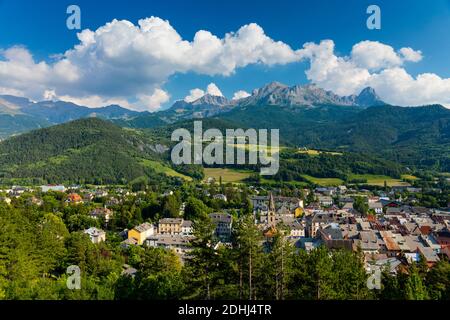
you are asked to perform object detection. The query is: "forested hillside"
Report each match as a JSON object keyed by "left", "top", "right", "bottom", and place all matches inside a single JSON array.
[{"left": 0, "top": 118, "right": 177, "bottom": 185}]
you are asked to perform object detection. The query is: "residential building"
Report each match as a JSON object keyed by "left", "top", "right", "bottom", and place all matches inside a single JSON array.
[
  {"left": 369, "top": 201, "right": 383, "bottom": 214},
  {"left": 84, "top": 227, "right": 106, "bottom": 244},
  {"left": 89, "top": 207, "right": 113, "bottom": 222},
  {"left": 181, "top": 220, "right": 193, "bottom": 236},
  {"left": 213, "top": 194, "right": 228, "bottom": 202},
  {"left": 128, "top": 222, "right": 155, "bottom": 245},
  {"left": 145, "top": 234, "right": 194, "bottom": 255},
  {"left": 66, "top": 193, "right": 83, "bottom": 204},
  {"left": 209, "top": 213, "right": 233, "bottom": 239},
  {"left": 158, "top": 218, "right": 184, "bottom": 235},
  {"left": 317, "top": 195, "right": 333, "bottom": 207},
  {"left": 41, "top": 185, "right": 66, "bottom": 193}
]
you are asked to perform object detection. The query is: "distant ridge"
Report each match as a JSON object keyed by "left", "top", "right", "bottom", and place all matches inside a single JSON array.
[{"left": 0, "top": 95, "right": 142, "bottom": 138}]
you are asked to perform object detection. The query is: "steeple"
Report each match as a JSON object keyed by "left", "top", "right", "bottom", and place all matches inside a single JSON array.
[
  {"left": 269, "top": 192, "right": 275, "bottom": 211},
  {"left": 267, "top": 192, "right": 276, "bottom": 227}
]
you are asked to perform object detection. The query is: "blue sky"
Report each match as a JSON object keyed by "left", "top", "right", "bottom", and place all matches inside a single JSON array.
[{"left": 0, "top": 0, "right": 449, "bottom": 110}]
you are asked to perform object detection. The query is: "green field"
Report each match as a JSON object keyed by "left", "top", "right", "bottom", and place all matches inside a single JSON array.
[
  {"left": 401, "top": 174, "right": 419, "bottom": 181},
  {"left": 204, "top": 168, "right": 252, "bottom": 183},
  {"left": 301, "top": 175, "right": 344, "bottom": 186},
  {"left": 297, "top": 148, "right": 343, "bottom": 156},
  {"left": 140, "top": 159, "right": 192, "bottom": 181},
  {"left": 349, "top": 174, "right": 411, "bottom": 187}
]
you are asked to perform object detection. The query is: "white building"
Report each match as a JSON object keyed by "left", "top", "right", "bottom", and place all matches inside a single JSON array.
[
  {"left": 84, "top": 227, "right": 106, "bottom": 244},
  {"left": 41, "top": 185, "right": 66, "bottom": 193},
  {"left": 369, "top": 201, "right": 383, "bottom": 214}
]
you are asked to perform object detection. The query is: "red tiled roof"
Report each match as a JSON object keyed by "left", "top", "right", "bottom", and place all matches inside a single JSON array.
[{"left": 419, "top": 226, "right": 432, "bottom": 235}]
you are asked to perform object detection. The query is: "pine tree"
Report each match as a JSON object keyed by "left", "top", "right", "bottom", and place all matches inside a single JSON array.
[
  {"left": 183, "top": 215, "right": 217, "bottom": 299},
  {"left": 404, "top": 264, "right": 429, "bottom": 300},
  {"left": 234, "top": 213, "right": 264, "bottom": 300},
  {"left": 425, "top": 259, "right": 450, "bottom": 300}
]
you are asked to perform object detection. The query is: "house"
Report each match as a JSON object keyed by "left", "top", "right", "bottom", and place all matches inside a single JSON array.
[
  {"left": 128, "top": 222, "right": 155, "bottom": 245},
  {"left": 213, "top": 194, "right": 228, "bottom": 202},
  {"left": 94, "top": 189, "right": 108, "bottom": 198},
  {"left": 338, "top": 185, "right": 347, "bottom": 194},
  {"left": 435, "top": 230, "right": 450, "bottom": 248},
  {"left": 66, "top": 193, "right": 83, "bottom": 204},
  {"left": 121, "top": 237, "right": 138, "bottom": 249},
  {"left": 381, "top": 200, "right": 401, "bottom": 208},
  {"left": 83, "top": 193, "right": 95, "bottom": 202},
  {"left": 342, "top": 202, "right": 354, "bottom": 211},
  {"left": 285, "top": 220, "right": 305, "bottom": 237},
  {"left": 317, "top": 225, "right": 353, "bottom": 251},
  {"left": 420, "top": 234, "right": 441, "bottom": 253},
  {"left": 9, "top": 186, "right": 26, "bottom": 197},
  {"left": 250, "top": 195, "right": 303, "bottom": 215},
  {"left": 357, "top": 219, "right": 372, "bottom": 231},
  {"left": 145, "top": 234, "right": 194, "bottom": 255},
  {"left": 317, "top": 196, "right": 333, "bottom": 207},
  {"left": 366, "top": 257, "right": 402, "bottom": 275},
  {"left": 418, "top": 246, "right": 440, "bottom": 267},
  {"left": 121, "top": 264, "right": 137, "bottom": 278},
  {"left": 41, "top": 185, "right": 66, "bottom": 193},
  {"left": 379, "top": 231, "right": 410, "bottom": 256},
  {"left": 209, "top": 213, "right": 233, "bottom": 240},
  {"left": 306, "top": 212, "right": 340, "bottom": 237},
  {"left": 315, "top": 187, "right": 337, "bottom": 196},
  {"left": 354, "top": 231, "right": 381, "bottom": 254},
  {"left": 89, "top": 207, "right": 113, "bottom": 222},
  {"left": 318, "top": 224, "right": 344, "bottom": 241},
  {"left": 181, "top": 220, "right": 193, "bottom": 236},
  {"left": 158, "top": 218, "right": 184, "bottom": 235},
  {"left": 84, "top": 227, "right": 106, "bottom": 244},
  {"left": 406, "top": 187, "right": 422, "bottom": 193},
  {"left": 369, "top": 201, "right": 383, "bottom": 214},
  {"left": 404, "top": 235, "right": 426, "bottom": 253},
  {"left": 340, "top": 223, "right": 359, "bottom": 239}
]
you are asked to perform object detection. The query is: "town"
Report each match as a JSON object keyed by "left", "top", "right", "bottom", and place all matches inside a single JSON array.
[{"left": 1, "top": 176, "right": 448, "bottom": 300}]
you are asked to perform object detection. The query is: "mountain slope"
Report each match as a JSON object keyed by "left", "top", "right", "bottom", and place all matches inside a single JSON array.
[
  {"left": 0, "top": 118, "right": 178, "bottom": 184},
  {"left": 216, "top": 103, "right": 450, "bottom": 171}
]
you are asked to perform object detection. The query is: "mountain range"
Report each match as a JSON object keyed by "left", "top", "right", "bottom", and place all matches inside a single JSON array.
[
  {"left": 120, "top": 82, "right": 385, "bottom": 128},
  {"left": 0, "top": 82, "right": 386, "bottom": 138},
  {"left": 0, "top": 95, "right": 141, "bottom": 138},
  {"left": 1, "top": 82, "right": 449, "bottom": 174}
]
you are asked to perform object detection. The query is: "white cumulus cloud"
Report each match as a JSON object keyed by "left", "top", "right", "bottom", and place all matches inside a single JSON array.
[
  {"left": 184, "top": 83, "right": 224, "bottom": 102},
  {"left": 297, "top": 40, "right": 449, "bottom": 107},
  {"left": 0, "top": 18, "right": 448, "bottom": 109},
  {"left": 0, "top": 18, "right": 301, "bottom": 111},
  {"left": 232, "top": 90, "right": 251, "bottom": 100},
  {"left": 184, "top": 88, "right": 206, "bottom": 103}
]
